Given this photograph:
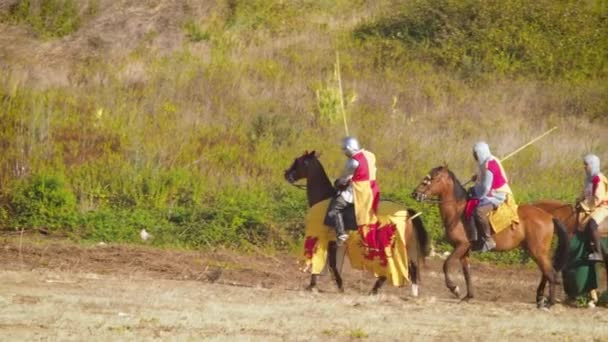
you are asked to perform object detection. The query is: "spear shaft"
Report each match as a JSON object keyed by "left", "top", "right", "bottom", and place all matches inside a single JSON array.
[{"left": 500, "top": 126, "right": 558, "bottom": 162}]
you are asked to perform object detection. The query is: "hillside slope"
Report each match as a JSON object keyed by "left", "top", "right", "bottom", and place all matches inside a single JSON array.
[{"left": 0, "top": 0, "right": 606, "bottom": 252}]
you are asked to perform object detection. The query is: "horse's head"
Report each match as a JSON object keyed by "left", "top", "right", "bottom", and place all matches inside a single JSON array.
[
  {"left": 412, "top": 166, "right": 452, "bottom": 202},
  {"left": 284, "top": 151, "right": 319, "bottom": 184}
]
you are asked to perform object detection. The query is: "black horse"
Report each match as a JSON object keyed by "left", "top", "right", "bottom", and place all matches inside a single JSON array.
[{"left": 284, "top": 151, "right": 430, "bottom": 295}]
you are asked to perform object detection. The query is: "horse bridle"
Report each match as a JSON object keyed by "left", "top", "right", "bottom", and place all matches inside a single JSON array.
[{"left": 414, "top": 174, "right": 463, "bottom": 205}]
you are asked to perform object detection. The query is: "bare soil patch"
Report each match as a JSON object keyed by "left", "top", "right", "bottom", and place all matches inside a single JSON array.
[{"left": 1, "top": 233, "right": 607, "bottom": 341}]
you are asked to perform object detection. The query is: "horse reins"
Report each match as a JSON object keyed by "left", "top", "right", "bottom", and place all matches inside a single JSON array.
[
  {"left": 288, "top": 182, "right": 307, "bottom": 190},
  {"left": 418, "top": 197, "right": 463, "bottom": 205}
]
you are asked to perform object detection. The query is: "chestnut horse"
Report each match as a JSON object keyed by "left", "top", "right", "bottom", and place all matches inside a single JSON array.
[
  {"left": 412, "top": 166, "right": 569, "bottom": 307},
  {"left": 284, "top": 151, "right": 430, "bottom": 295},
  {"left": 532, "top": 199, "right": 608, "bottom": 290}
]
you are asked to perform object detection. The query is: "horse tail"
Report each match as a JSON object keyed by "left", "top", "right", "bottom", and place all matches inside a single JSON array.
[
  {"left": 407, "top": 208, "right": 431, "bottom": 259},
  {"left": 552, "top": 218, "right": 569, "bottom": 272}
]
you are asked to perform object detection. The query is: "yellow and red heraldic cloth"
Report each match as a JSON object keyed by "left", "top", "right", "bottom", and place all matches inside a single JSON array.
[
  {"left": 302, "top": 200, "right": 411, "bottom": 286},
  {"left": 351, "top": 150, "right": 379, "bottom": 226},
  {"left": 305, "top": 149, "right": 411, "bottom": 285},
  {"left": 350, "top": 150, "right": 390, "bottom": 265}
]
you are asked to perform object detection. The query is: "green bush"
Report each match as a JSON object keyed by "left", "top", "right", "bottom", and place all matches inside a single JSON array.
[
  {"left": 9, "top": 173, "right": 78, "bottom": 231},
  {"left": 0, "top": 0, "right": 605, "bottom": 265},
  {"left": 354, "top": 0, "right": 608, "bottom": 80}
]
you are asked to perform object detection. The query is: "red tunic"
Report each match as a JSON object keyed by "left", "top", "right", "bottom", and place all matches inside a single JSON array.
[{"left": 351, "top": 150, "right": 380, "bottom": 226}]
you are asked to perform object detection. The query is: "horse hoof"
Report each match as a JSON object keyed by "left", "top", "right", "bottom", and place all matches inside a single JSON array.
[
  {"left": 460, "top": 295, "right": 474, "bottom": 303},
  {"left": 536, "top": 297, "right": 550, "bottom": 309},
  {"left": 337, "top": 287, "right": 344, "bottom": 293},
  {"left": 411, "top": 284, "right": 419, "bottom": 298},
  {"left": 369, "top": 290, "right": 378, "bottom": 296},
  {"left": 449, "top": 286, "right": 460, "bottom": 298}
]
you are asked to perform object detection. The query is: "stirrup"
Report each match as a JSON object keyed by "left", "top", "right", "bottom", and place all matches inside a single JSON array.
[
  {"left": 479, "top": 239, "right": 496, "bottom": 252},
  {"left": 588, "top": 252, "right": 603, "bottom": 262},
  {"left": 337, "top": 234, "right": 349, "bottom": 246}
]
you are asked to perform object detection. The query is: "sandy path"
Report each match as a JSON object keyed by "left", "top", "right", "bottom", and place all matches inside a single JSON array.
[{"left": 1, "top": 236, "right": 608, "bottom": 341}]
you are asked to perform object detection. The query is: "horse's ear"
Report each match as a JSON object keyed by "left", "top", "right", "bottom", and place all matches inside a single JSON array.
[{"left": 314, "top": 151, "right": 321, "bottom": 158}]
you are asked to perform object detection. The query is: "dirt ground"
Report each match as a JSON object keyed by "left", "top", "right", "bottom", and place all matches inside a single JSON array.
[{"left": 1, "top": 233, "right": 608, "bottom": 341}]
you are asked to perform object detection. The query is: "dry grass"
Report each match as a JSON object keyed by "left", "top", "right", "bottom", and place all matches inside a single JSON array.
[
  {"left": 1, "top": 235, "right": 608, "bottom": 341},
  {"left": 0, "top": 0, "right": 605, "bottom": 249},
  {"left": 2, "top": 266, "right": 608, "bottom": 341}
]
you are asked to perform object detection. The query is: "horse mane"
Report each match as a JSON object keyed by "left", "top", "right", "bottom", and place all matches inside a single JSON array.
[
  {"left": 445, "top": 168, "right": 468, "bottom": 201},
  {"left": 303, "top": 151, "right": 335, "bottom": 203},
  {"left": 306, "top": 152, "right": 332, "bottom": 187}
]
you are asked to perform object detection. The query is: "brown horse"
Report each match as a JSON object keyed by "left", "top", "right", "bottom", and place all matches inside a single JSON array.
[
  {"left": 532, "top": 199, "right": 608, "bottom": 290},
  {"left": 412, "top": 166, "right": 569, "bottom": 307},
  {"left": 284, "top": 151, "right": 430, "bottom": 295},
  {"left": 530, "top": 200, "right": 580, "bottom": 236}
]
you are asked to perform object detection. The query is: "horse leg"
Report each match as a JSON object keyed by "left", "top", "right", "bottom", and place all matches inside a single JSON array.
[
  {"left": 327, "top": 241, "right": 344, "bottom": 292},
  {"left": 461, "top": 253, "right": 474, "bottom": 300},
  {"left": 600, "top": 236, "right": 608, "bottom": 291},
  {"left": 409, "top": 261, "right": 420, "bottom": 297},
  {"left": 370, "top": 277, "right": 387, "bottom": 295},
  {"left": 443, "top": 258, "right": 458, "bottom": 297},
  {"left": 444, "top": 243, "right": 469, "bottom": 298},
  {"left": 306, "top": 274, "right": 318, "bottom": 291},
  {"left": 370, "top": 276, "right": 387, "bottom": 295},
  {"left": 530, "top": 250, "right": 556, "bottom": 308},
  {"left": 604, "top": 254, "right": 608, "bottom": 291},
  {"left": 536, "top": 276, "right": 548, "bottom": 307}
]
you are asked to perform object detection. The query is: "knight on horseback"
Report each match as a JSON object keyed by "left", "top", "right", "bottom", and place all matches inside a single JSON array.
[
  {"left": 468, "top": 141, "right": 513, "bottom": 252},
  {"left": 326, "top": 136, "right": 380, "bottom": 246},
  {"left": 577, "top": 154, "right": 608, "bottom": 262}
]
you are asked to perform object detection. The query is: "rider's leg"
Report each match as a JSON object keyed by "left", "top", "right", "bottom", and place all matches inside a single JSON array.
[
  {"left": 587, "top": 219, "right": 603, "bottom": 262},
  {"left": 467, "top": 215, "right": 479, "bottom": 243},
  {"left": 474, "top": 203, "right": 495, "bottom": 252},
  {"left": 327, "top": 196, "right": 349, "bottom": 245}
]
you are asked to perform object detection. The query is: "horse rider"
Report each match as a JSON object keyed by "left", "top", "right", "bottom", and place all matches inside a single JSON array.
[
  {"left": 577, "top": 154, "right": 608, "bottom": 262},
  {"left": 468, "top": 141, "right": 513, "bottom": 252},
  {"left": 326, "top": 136, "right": 380, "bottom": 245}
]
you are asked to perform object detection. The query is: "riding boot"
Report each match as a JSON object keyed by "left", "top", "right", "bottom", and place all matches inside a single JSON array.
[
  {"left": 335, "top": 213, "right": 349, "bottom": 246},
  {"left": 474, "top": 205, "right": 496, "bottom": 252},
  {"left": 479, "top": 219, "right": 496, "bottom": 252},
  {"left": 588, "top": 219, "right": 603, "bottom": 262},
  {"left": 467, "top": 217, "right": 479, "bottom": 243}
]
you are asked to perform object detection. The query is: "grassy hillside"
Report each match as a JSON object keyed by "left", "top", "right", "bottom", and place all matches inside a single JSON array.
[{"left": 0, "top": 0, "right": 607, "bottom": 258}]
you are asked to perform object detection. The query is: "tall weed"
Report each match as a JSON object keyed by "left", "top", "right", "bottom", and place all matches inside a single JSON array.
[{"left": 0, "top": 0, "right": 605, "bottom": 262}]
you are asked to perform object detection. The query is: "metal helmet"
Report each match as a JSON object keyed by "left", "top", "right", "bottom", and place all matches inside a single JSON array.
[{"left": 341, "top": 136, "right": 361, "bottom": 157}]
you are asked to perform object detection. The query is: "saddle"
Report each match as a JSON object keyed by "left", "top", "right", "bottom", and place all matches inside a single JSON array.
[
  {"left": 595, "top": 217, "right": 608, "bottom": 237},
  {"left": 465, "top": 195, "right": 519, "bottom": 242},
  {"left": 323, "top": 204, "right": 358, "bottom": 231},
  {"left": 488, "top": 195, "right": 519, "bottom": 234},
  {"left": 577, "top": 207, "right": 608, "bottom": 236}
]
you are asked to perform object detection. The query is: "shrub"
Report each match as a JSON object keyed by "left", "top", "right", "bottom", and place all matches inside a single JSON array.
[
  {"left": 9, "top": 173, "right": 78, "bottom": 231},
  {"left": 354, "top": 0, "right": 608, "bottom": 80}
]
